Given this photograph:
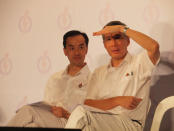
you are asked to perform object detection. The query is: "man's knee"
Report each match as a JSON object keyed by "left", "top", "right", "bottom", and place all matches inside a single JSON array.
[
  {"left": 65, "top": 105, "right": 87, "bottom": 128},
  {"left": 16, "top": 105, "right": 34, "bottom": 114},
  {"left": 7, "top": 105, "right": 34, "bottom": 127}
]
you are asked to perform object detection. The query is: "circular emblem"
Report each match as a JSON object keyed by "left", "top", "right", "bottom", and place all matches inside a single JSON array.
[
  {"left": 18, "top": 11, "right": 32, "bottom": 33},
  {"left": 0, "top": 54, "right": 12, "bottom": 75},
  {"left": 99, "top": 3, "right": 115, "bottom": 26},
  {"left": 57, "top": 8, "right": 72, "bottom": 31},
  {"left": 37, "top": 51, "right": 51, "bottom": 73},
  {"left": 143, "top": 3, "right": 160, "bottom": 25}
]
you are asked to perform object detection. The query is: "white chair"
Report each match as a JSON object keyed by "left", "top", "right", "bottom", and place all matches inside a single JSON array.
[{"left": 151, "top": 96, "right": 174, "bottom": 131}]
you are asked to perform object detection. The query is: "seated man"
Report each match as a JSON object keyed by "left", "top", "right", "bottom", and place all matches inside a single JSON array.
[
  {"left": 65, "top": 21, "right": 160, "bottom": 131},
  {"left": 7, "top": 30, "right": 91, "bottom": 128}
]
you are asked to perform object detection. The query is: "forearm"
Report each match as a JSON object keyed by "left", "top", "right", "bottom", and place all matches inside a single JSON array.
[
  {"left": 84, "top": 96, "right": 142, "bottom": 110},
  {"left": 123, "top": 27, "right": 159, "bottom": 52},
  {"left": 84, "top": 97, "right": 119, "bottom": 111},
  {"left": 121, "top": 27, "right": 160, "bottom": 64}
]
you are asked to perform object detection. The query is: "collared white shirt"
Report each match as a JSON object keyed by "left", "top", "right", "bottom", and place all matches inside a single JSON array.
[
  {"left": 44, "top": 64, "right": 91, "bottom": 113},
  {"left": 86, "top": 50, "right": 159, "bottom": 126}
]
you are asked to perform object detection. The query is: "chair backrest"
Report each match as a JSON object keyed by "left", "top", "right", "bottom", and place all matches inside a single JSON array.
[{"left": 150, "top": 96, "right": 174, "bottom": 131}]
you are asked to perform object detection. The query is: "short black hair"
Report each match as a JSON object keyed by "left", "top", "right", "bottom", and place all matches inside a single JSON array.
[
  {"left": 63, "top": 30, "right": 89, "bottom": 48},
  {"left": 103, "top": 21, "right": 126, "bottom": 28}
]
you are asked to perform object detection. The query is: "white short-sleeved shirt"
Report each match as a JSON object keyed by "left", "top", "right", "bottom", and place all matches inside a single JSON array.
[
  {"left": 86, "top": 50, "right": 159, "bottom": 126},
  {"left": 44, "top": 64, "right": 91, "bottom": 113}
]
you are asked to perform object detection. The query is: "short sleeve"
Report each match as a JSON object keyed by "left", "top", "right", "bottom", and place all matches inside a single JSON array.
[
  {"left": 134, "top": 50, "right": 160, "bottom": 77},
  {"left": 43, "top": 71, "right": 64, "bottom": 106}
]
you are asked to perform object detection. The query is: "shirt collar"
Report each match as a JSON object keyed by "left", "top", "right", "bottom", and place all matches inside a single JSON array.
[
  {"left": 62, "top": 63, "right": 90, "bottom": 77},
  {"left": 107, "top": 53, "right": 132, "bottom": 71}
]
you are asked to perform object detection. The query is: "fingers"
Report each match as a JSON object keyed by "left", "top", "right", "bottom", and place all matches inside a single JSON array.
[
  {"left": 51, "top": 106, "right": 70, "bottom": 119},
  {"left": 120, "top": 96, "right": 142, "bottom": 110},
  {"left": 136, "top": 97, "right": 143, "bottom": 102},
  {"left": 51, "top": 106, "right": 63, "bottom": 118},
  {"left": 132, "top": 98, "right": 142, "bottom": 106},
  {"left": 93, "top": 28, "right": 112, "bottom": 36},
  {"left": 93, "top": 30, "right": 105, "bottom": 36},
  {"left": 93, "top": 25, "right": 122, "bottom": 36},
  {"left": 129, "top": 97, "right": 142, "bottom": 110},
  {"left": 63, "top": 110, "right": 70, "bottom": 119},
  {"left": 93, "top": 26, "right": 113, "bottom": 36},
  {"left": 51, "top": 106, "right": 60, "bottom": 113}
]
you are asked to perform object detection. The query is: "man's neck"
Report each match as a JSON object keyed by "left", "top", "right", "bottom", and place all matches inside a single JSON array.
[
  {"left": 68, "top": 63, "right": 86, "bottom": 76},
  {"left": 111, "top": 53, "right": 127, "bottom": 67},
  {"left": 111, "top": 58, "right": 123, "bottom": 67}
]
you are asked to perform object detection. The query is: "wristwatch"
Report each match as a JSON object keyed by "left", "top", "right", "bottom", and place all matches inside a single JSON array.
[{"left": 123, "top": 26, "right": 129, "bottom": 35}]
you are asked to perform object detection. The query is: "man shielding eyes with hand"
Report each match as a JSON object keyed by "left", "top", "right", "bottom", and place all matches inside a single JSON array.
[{"left": 65, "top": 21, "right": 160, "bottom": 131}]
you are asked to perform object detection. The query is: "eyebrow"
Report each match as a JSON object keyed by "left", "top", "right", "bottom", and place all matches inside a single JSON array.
[{"left": 79, "top": 43, "right": 85, "bottom": 46}]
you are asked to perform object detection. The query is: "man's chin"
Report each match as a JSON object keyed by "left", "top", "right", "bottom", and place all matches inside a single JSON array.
[
  {"left": 111, "top": 54, "right": 125, "bottom": 60},
  {"left": 73, "top": 62, "right": 85, "bottom": 67}
]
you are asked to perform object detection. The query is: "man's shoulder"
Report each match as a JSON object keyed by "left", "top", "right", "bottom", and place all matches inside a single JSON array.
[
  {"left": 80, "top": 64, "right": 91, "bottom": 75},
  {"left": 93, "top": 64, "right": 108, "bottom": 74},
  {"left": 49, "top": 70, "right": 65, "bottom": 80},
  {"left": 130, "top": 50, "right": 148, "bottom": 63}
]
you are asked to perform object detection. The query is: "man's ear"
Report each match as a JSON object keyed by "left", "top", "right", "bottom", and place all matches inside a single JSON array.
[
  {"left": 127, "top": 38, "right": 130, "bottom": 46},
  {"left": 63, "top": 48, "right": 67, "bottom": 56},
  {"left": 103, "top": 42, "right": 107, "bottom": 49},
  {"left": 86, "top": 47, "right": 88, "bottom": 54}
]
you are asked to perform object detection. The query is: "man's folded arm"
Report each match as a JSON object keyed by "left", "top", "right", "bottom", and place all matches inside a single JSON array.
[{"left": 84, "top": 96, "right": 142, "bottom": 111}]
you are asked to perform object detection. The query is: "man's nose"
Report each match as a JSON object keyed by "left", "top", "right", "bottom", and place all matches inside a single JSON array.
[
  {"left": 74, "top": 49, "right": 80, "bottom": 55},
  {"left": 111, "top": 39, "right": 119, "bottom": 46}
]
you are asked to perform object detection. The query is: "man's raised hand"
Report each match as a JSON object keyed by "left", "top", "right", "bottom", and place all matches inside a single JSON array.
[{"left": 93, "top": 25, "right": 124, "bottom": 36}]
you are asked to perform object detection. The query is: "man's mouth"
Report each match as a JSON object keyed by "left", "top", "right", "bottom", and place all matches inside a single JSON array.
[
  {"left": 74, "top": 56, "right": 81, "bottom": 59},
  {"left": 112, "top": 49, "right": 120, "bottom": 54}
]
